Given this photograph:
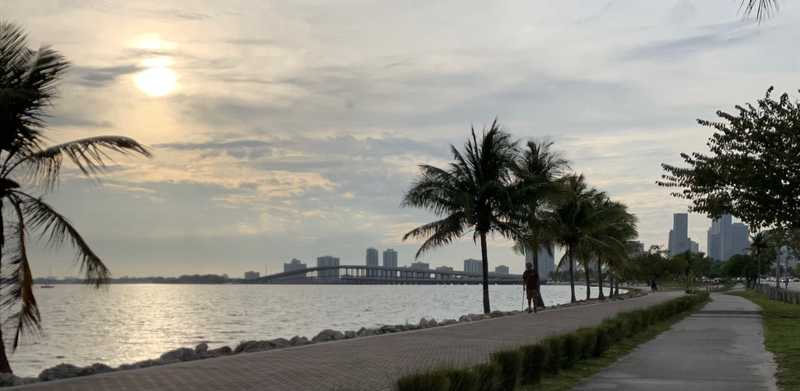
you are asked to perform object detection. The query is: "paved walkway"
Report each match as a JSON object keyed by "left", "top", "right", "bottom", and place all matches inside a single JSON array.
[
  {"left": 574, "top": 293, "right": 777, "bottom": 391},
  {"left": 13, "top": 292, "right": 681, "bottom": 391}
]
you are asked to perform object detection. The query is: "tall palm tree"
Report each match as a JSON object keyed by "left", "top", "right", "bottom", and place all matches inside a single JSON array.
[
  {"left": 741, "top": 0, "right": 778, "bottom": 21},
  {"left": 748, "top": 231, "right": 770, "bottom": 286},
  {"left": 0, "top": 22, "right": 151, "bottom": 373},
  {"left": 403, "top": 120, "right": 518, "bottom": 314},
  {"left": 550, "top": 174, "right": 604, "bottom": 303},
  {"left": 510, "top": 140, "right": 568, "bottom": 307}
]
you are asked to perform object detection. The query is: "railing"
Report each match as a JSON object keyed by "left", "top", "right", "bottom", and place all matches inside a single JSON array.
[
  {"left": 248, "top": 264, "right": 522, "bottom": 285},
  {"left": 755, "top": 283, "right": 800, "bottom": 304}
]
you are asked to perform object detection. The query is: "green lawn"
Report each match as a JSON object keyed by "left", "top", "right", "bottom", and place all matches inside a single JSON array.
[
  {"left": 519, "top": 299, "right": 706, "bottom": 391},
  {"left": 731, "top": 291, "right": 800, "bottom": 391}
]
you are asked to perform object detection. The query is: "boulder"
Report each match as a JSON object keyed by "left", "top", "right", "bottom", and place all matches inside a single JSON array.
[
  {"left": 160, "top": 347, "right": 198, "bottom": 363},
  {"left": 440, "top": 319, "right": 457, "bottom": 326},
  {"left": 379, "top": 325, "right": 399, "bottom": 334},
  {"left": 78, "top": 363, "right": 113, "bottom": 376},
  {"left": 344, "top": 330, "right": 356, "bottom": 339},
  {"left": 39, "top": 363, "right": 82, "bottom": 381},
  {"left": 234, "top": 340, "right": 275, "bottom": 354},
  {"left": 270, "top": 338, "right": 291, "bottom": 349},
  {"left": 458, "top": 315, "right": 470, "bottom": 322},
  {"left": 312, "top": 329, "right": 345, "bottom": 343},
  {"left": 418, "top": 318, "right": 429, "bottom": 328},
  {"left": 289, "top": 336, "right": 310, "bottom": 346},
  {"left": 356, "top": 327, "right": 376, "bottom": 337},
  {"left": 194, "top": 342, "right": 209, "bottom": 355},
  {"left": 490, "top": 311, "right": 504, "bottom": 318},
  {"left": 208, "top": 346, "right": 233, "bottom": 357},
  {"left": 427, "top": 318, "right": 438, "bottom": 327}
]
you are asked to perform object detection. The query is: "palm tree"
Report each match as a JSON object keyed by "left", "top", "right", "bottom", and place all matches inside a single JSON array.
[
  {"left": 741, "top": 0, "right": 778, "bottom": 21},
  {"left": 748, "top": 231, "right": 770, "bottom": 286},
  {"left": 550, "top": 174, "right": 604, "bottom": 303},
  {"left": 403, "top": 120, "right": 517, "bottom": 314},
  {"left": 510, "top": 141, "right": 568, "bottom": 307},
  {"left": 0, "top": 22, "right": 151, "bottom": 373}
]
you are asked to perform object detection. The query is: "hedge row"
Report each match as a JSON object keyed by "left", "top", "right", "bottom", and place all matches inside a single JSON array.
[{"left": 396, "top": 292, "right": 709, "bottom": 391}]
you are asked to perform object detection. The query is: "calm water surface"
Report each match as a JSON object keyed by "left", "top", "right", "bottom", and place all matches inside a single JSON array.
[{"left": 10, "top": 284, "right": 615, "bottom": 376}]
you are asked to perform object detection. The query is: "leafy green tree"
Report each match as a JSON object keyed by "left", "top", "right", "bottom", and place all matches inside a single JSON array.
[
  {"left": 659, "top": 88, "right": 800, "bottom": 233},
  {"left": 403, "top": 121, "right": 518, "bottom": 314},
  {"left": 670, "top": 251, "right": 711, "bottom": 290},
  {"left": 623, "top": 246, "right": 670, "bottom": 287},
  {"left": 722, "top": 254, "right": 762, "bottom": 288},
  {"left": 510, "top": 140, "right": 568, "bottom": 307},
  {"left": 0, "top": 22, "right": 151, "bottom": 373}
]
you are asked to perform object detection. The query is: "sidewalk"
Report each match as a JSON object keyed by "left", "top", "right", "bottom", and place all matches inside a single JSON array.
[
  {"left": 12, "top": 292, "right": 681, "bottom": 391},
  {"left": 573, "top": 293, "right": 777, "bottom": 391}
]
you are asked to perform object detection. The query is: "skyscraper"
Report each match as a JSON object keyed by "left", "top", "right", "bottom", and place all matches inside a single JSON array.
[
  {"left": 316, "top": 255, "right": 340, "bottom": 279},
  {"left": 525, "top": 244, "right": 555, "bottom": 281},
  {"left": 668, "top": 213, "right": 690, "bottom": 257},
  {"left": 366, "top": 247, "right": 379, "bottom": 266},
  {"left": 382, "top": 249, "right": 398, "bottom": 268},
  {"left": 707, "top": 214, "right": 750, "bottom": 261},
  {"left": 494, "top": 265, "right": 510, "bottom": 275},
  {"left": 464, "top": 259, "right": 482, "bottom": 274},
  {"left": 283, "top": 258, "right": 307, "bottom": 275}
]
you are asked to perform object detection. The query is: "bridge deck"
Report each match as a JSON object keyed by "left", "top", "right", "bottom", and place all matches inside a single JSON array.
[{"left": 14, "top": 292, "right": 682, "bottom": 391}]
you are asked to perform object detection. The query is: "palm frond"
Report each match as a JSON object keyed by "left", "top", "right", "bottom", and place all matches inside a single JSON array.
[
  {"left": 403, "top": 213, "right": 466, "bottom": 258},
  {"left": 740, "top": 0, "right": 778, "bottom": 21},
  {"left": 3, "top": 196, "right": 42, "bottom": 350},
  {"left": 13, "top": 191, "right": 110, "bottom": 286},
  {"left": 13, "top": 136, "right": 151, "bottom": 188}
]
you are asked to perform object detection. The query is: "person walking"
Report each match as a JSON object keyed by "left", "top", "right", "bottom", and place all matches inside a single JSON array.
[{"left": 522, "top": 263, "right": 541, "bottom": 313}]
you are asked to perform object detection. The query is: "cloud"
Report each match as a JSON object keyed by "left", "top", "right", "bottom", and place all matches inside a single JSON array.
[
  {"left": 70, "top": 64, "right": 141, "bottom": 87},
  {"left": 621, "top": 22, "right": 761, "bottom": 60}
]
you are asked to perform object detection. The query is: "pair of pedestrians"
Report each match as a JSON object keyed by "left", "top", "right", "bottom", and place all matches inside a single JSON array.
[{"left": 522, "top": 262, "right": 544, "bottom": 313}]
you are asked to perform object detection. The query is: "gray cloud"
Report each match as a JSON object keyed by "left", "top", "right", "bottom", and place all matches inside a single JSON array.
[
  {"left": 622, "top": 22, "right": 761, "bottom": 60},
  {"left": 70, "top": 64, "right": 141, "bottom": 87}
]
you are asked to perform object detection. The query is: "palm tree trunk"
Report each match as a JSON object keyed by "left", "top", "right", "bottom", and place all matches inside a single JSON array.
[
  {"left": 568, "top": 248, "right": 576, "bottom": 303},
  {"left": 0, "top": 204, "right": 13, "bottom": 374},
  {"left": 609, "top": 275, "right": 614, "bottom": 298},
  {"left": 480, "top": 231, "right": 491, "bottom": 314},
  {"left": 532, "top": 247, "right": 545, "bottom": 307},
  {"left": 597, "top": 259, "right": 605, "bottom": 300}
]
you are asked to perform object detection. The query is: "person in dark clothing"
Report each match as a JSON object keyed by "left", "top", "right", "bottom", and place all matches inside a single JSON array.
[{"left": 522, "top": 262, "right": 541, "bottom": 313}]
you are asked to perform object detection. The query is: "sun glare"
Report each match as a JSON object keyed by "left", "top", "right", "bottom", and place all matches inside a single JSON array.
[{"left": 132, "top": 35, "right": 178, "bottom": 97}]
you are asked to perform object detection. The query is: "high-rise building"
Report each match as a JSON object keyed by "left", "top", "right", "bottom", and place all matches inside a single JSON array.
[
  {"left": 244, "top": 271, "right": 260, "bottom": 280},
  {"left": 435, "top": 266, "right": 454, "bottom": 273},
  {"left": 316, "top": 256, "right": 340, "bottom": 279},
  {"left": 410, "top": 261, "right": 430, "bottom": 270},
  {"left": 464, "top": 259, "right": 482, "bottom": 274},
  {"left": 283, "top": 258, "right": 307, "bottom": 275},
  {"left": 495, "top": 265, "right": 510, "bottom": 275},
  {"left": 707, "top": 214, "right": 750, "bottom": 261},
  {"left": 366, "top": 247, "right": 379, "bottom": 266},
  {"left": 626, "top": 241, "right": 645, "bottom": 257},
  {"left": 668, "top": 213, "right": 690, "bottom": 257},
  {"left": 525, "top": 244, "right": 555, "bottom": 281},
  {"left": 382, "top": 249, "right": 398, "bottom": 268}
]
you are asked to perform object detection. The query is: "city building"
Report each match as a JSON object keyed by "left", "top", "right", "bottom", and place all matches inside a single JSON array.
[
  {"left": 316, "top": 255, "right": 340, "bottom": 279},
  {"left": 366, "top": 247, "right": 379, "bottom": 266},
  {"left": 464, "top": 259, "right": 482, "bottom": 274},
  {"left": 494, "top": 265, "right": 509, "bottom": 275},
  {"left": 382, "top": 248, "right": 398, "bottom": 268},
  {"left": 410, "top": 261, "right": 430, "bottom": 270},
  {"left": 435, "top": 266, "right": 454, "bottom": 273},
  {"left": 690, "top": 240, "right": 700, "bottom": 254},
  {"left": 707, "top": 214, "right": 750, "bottom": 261},
  {"left": 525, "top": 244, "right": 555, "bottom": 281},
  {"left": 244, "top": 271, "right": 260, "bottom": 280},
  {"left": 626, "top": 241, "right": 645, "bottom": 256},
  {"left": 283, "top": 258, "right": 307, "bottom": 274},
  {"left": 668, "top": 213, "right": 690, "bottom": 257}
]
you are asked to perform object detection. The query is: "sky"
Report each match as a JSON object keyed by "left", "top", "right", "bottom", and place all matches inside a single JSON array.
[{"left": 4, "top": 0, "right": 799, "bottom": 277}]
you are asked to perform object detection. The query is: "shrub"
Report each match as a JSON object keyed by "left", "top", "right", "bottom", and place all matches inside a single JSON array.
[
  {"left": 491, "top": 350, "right": 522, "bottom": 391},
  {"left": 397, "top": 371, "right": 451, "bottom": 391},
  {"left": 593, "top": 328, "right": 610, "bottom": 357},
  {"left": 562, "top": 334, "right": 580, "bottom": 369},
  {"left": 576, "top": 329, "right": 596, "bottom": 359},
  {"left": 520, "top": 344, "right": 548, "bottom": 385},
  {"left": 435, "top": 369, "right": 478, "bottom": 391},
  {"left": 474, "top": 362, "right": 501, "bottom": 391},
  {"left": 543, "top": 337, "right": 562, "bottom": 374}
]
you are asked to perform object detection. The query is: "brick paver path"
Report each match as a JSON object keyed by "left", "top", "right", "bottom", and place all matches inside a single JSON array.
[{"left": 13, "top": 292, "right": 681, "bottom": 391}]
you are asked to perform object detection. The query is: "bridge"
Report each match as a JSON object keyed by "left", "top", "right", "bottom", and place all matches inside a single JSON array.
[{"left": 248, "top": 264, "right": 522, "bottom": 285}]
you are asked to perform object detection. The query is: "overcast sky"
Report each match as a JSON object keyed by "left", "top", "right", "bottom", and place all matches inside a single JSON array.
[{"left": 5, "top": 0, "right": 799, "bottom": 277}]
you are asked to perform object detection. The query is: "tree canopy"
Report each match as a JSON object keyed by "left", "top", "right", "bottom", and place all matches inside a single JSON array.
[{"left": 659, "top": 87, "right": 800, "bottom": 231}]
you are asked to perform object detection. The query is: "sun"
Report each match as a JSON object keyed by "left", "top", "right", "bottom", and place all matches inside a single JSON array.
[{"left": 134, "top": 57, "right": 177, "bottom": 97}]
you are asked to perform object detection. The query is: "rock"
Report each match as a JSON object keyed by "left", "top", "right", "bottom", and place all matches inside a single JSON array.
[
  {"left": 208, "top": 346, "right": 233, "bottom": 357},
  {"left": 234, "top": 340, "right": 275, "bottom": 354},
  {"left": 312, "top": 329, "right": 345, "bottom": 343},
  {"left": 458, "top": 315, "right": 470, "bottom": 322},
  {"left": 427, "top": 318, "right": 438, "bottom": 327},
  {"left": 195, "top": 342, "right": 209, "bottom": 355},
  {"left": 490, "top": 310, "right": 504, "bottom": 318},
  {"left": 270, "top": 338, "right": 291, "bottom": 349},
  {"left": 356, "top": 327, "right": 376, "bottom": 337},
  {"left": 290, "top": 336, "right": 310, "bottom": 346},
  {"left": 440, "top": 319, "right": 457, "bottom": 326},
  {"left": 39, "top": 363, "right": 83, "bottom": 381},
  {"left": 78, "top": 363, "right": 113, "bottom": 376},
  {"left": 418, "top": 318, "right": 429, "bottom": 328},
  {"left": 379, "top": 325, "right": 399, "bottom": 334},
  {"left": 160, "top": 347, "right": 198, "bottom": 363},
  {"left": 0, "top": 373, "right": 38, "bottom": 386},
  {"left": 344, "top": 330, "right": 356, "bottom": 339}
]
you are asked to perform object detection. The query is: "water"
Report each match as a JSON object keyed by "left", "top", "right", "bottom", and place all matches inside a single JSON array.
[{"left": 9, "top": 284, "right": 616, "bottom": 377}]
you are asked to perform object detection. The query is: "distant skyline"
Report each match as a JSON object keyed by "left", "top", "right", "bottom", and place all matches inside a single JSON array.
[{"left": 6, "top": 1, "right": 799, "bottom": 278}]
